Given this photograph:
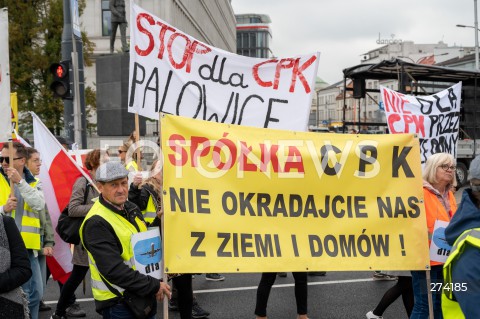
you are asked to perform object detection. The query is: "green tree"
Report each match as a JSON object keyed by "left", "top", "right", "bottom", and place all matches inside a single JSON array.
[{"left": 1, "top": 0, "right": 95, "bottom": 135}]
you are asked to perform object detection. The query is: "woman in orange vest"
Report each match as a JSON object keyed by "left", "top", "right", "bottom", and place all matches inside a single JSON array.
[{"left": 411, "top": 153, "right": 457, "bottom": 319}]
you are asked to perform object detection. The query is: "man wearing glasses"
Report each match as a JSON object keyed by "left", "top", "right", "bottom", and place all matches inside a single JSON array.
[{"left": 0, "top": 141, "right": 45, "bottom": 319}]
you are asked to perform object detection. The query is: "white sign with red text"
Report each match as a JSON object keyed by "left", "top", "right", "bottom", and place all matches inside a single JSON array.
[
  {"left": 380, "top": 83, "right": 461, "bottom": 164},
  {"left": 128, "top": 3, "right": 319, "bottom": 131}
]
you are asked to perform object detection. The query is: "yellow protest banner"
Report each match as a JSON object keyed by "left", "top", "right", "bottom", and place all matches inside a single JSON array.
[{"left": 161, "top": 114, "right": 430, "bottom": 273}]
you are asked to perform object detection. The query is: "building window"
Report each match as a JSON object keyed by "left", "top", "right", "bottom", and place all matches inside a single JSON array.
[
  {"left": 237, "top": 29, "right": 271, "bottom": 58},
  {"left": 102, "top": 0, "right": 112, "bottom": 37}
]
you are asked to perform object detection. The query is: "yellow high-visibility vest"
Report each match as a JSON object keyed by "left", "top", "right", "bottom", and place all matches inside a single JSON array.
[
  {"left": 125, "top": 161, "right": 138, "bottom": 172},
  {"left": 80, "top": 201, "right": 147, "bottom": 301},
  {"left": 142, "top": 195, "right": 157, "bottom": 224},
  {"left": 0, "top": 176, "right": 41, "bottom": 250},
  {"left": 442, "top": 228, "right": 480, "bottom": 319}
]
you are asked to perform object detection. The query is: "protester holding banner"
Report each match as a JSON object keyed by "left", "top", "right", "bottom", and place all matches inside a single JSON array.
[
  {"left": 254, "top": 271, "right": 308, "bottom": 319},
  {"left": 25, "top": 147, "right": 55, "bottom": 313},
  {"left": 80, "top": 161, "right": 170, "bottom": 318},
  {"left": 129, "top": 160, "right": 209, "bottom": 319},
  {"left": 51, "top": 149, "right": 102, "bottom": 319},
  {"left": 128, "top": 160, "right": 162, "bottom": 224},
  {"left": 442, "top": 155, "right": 480, "bottom": 319},
  {"left": 410, "top": 153, "right": 457, "bottom": 319},
  {"left": 126, "top": 131, "right": 137, "bottom": 146},
  {"left": 0, "top": 142, "right": 45, "bottom": 319}
]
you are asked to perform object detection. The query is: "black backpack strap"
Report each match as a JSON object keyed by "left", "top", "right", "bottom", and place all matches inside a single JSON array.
[{"left": 83, "top": 177, "right": 91, "bottom": 205}]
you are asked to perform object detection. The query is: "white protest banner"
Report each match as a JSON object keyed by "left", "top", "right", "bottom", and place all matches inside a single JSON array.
[
  {"left": 380, "top": 83, "right": 461, "bottom": 164},
  {"left": 131, "top": 228, "right": 162, "bottom": 279},
  {"left": 128, "top": 3, "right": 320, "bottom": 131},
  {"left": 0, "top": 8, "right": 11, "bottom": 142}
]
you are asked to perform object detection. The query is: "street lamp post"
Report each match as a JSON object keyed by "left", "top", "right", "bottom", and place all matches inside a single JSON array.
[
  {"left": 476, "top": 0, "right": 479, "bottom": 70},
  {"left": 456, "top": 0, "right": 479, "bottom": 70}
]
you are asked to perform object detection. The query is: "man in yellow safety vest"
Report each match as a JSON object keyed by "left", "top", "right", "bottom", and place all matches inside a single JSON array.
[
  {"left": 0, "top": 142, "right": 45, "bottom": 319},
  {"left": 80, "top": 161, "right": 170, "bottom": 319}
]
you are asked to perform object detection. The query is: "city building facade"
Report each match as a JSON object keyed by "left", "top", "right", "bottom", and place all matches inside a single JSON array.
[
  {"left": 79, "top": 0, "right": 236, "bottom": 140},
  {"left": 235, "top": 13, "right": 272, "bottom": 58}
]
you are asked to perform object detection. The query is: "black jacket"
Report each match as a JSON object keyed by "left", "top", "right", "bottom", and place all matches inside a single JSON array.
[
  {"left": 81, "top": 195, "right": 160, "bottom": 313},
  {"left": 0, "top": 215, "right": 32, "bottom": 293}
]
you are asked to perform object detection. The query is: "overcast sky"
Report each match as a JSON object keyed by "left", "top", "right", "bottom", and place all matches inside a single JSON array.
[{"left": 231, "top": 0, "right": 476, "bottom": 84}]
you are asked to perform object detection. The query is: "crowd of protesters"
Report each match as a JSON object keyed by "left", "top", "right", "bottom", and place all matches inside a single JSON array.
[
  {"left": 0, "top": 136, "right": 215, "bottom": 319},
  {"left": 1, "top": 132, "right": 479, "bottom": 319}
]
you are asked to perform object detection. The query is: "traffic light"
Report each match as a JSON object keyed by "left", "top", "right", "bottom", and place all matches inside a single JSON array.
[{"left": 49, "top": 61, "right": 73, "bottom": 99}]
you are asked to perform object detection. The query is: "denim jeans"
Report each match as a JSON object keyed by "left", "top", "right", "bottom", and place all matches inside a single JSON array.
[
  {"left": 410, "top": 265, "right": 444, "bottom": 319},
  {"left": 102, "top": 302, "right": 156, "bottom": 319},
  {"left": 21, "top": 250, "right": 44, "bottom": 319}
]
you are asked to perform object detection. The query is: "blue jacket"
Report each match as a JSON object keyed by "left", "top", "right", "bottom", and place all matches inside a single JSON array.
[{"left": 444, "top": 189, "right": 480, "bottom": 318}]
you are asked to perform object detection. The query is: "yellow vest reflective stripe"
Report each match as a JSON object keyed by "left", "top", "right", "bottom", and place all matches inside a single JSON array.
[
  {"left": 80, "top": 201, "right": 147, "bottom": 302},
  {"left": 88, "top": 255, "right": 135, "bottom": 293},
  {"left": 125, "top": 161, "right": 138, "bottom": 172},
  {"left": 442, "top": 228, "right": 480, "bottom": 319},
  {"left": 142, "top": 195, "right": 157, "bottom": 224},
  {"left": 0, "top": 176, "right": 41, "bottom": 250}
]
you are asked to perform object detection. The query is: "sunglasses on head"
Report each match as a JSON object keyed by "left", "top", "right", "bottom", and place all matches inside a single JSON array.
[
  {"left": 118, "top": 150, "right": 127, "bottom": 154},
  {"left": 0, "top": 156, "right": 24, "bottom": 164}
]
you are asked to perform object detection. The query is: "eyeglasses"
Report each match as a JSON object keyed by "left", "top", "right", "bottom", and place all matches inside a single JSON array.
[
  {"left": 439, "top": 164, "right": 456, "bottom": 171},
  {"left": 0, "top": 156, "right": 24, "bottom": 164},
  {"left": 118, "top": 150, "right": 126, "bottom": 154}
]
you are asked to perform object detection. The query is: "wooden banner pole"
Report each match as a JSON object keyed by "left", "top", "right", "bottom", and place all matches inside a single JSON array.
[{"left": 135, "top": 113, "right": 142, "bottom": 171}]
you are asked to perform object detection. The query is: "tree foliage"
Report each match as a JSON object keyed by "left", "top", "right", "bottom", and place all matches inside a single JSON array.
[{"left": 1, "top": 0, "right": 96, "bottom": 135}]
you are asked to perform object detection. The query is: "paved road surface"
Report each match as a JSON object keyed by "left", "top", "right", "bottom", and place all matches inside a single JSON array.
[{"left": 40, "top": 271, "right": 408, "bottom": 319}]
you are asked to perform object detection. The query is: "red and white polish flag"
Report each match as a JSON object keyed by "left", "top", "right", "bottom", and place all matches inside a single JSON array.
[{"left": 32, "top": 112, "right": 92, "bottom": 283}]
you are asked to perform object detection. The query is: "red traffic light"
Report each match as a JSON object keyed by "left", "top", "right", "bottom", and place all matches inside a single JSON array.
[
  {"left": 55, "top": 65, "right": 66, "bottom": 78},
  {"left": 50, "top": 62, "right": 68, "bottom": 79},
  {"left": 49, "top": 61, "right": 72, "bottom": 99}
]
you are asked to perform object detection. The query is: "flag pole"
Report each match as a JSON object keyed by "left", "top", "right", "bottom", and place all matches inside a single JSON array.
[
  {"left": 426, "top": 270, "right": 434, "bottom": 319},
  {"left": 135, "top": 113, "right": 142, "bottom": 171},
  {"left": 159, "top": 113, "right": 168, "bottom": 319},
  {"left": 8, "top": 139, "right": 14, "bottom": 195}
]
